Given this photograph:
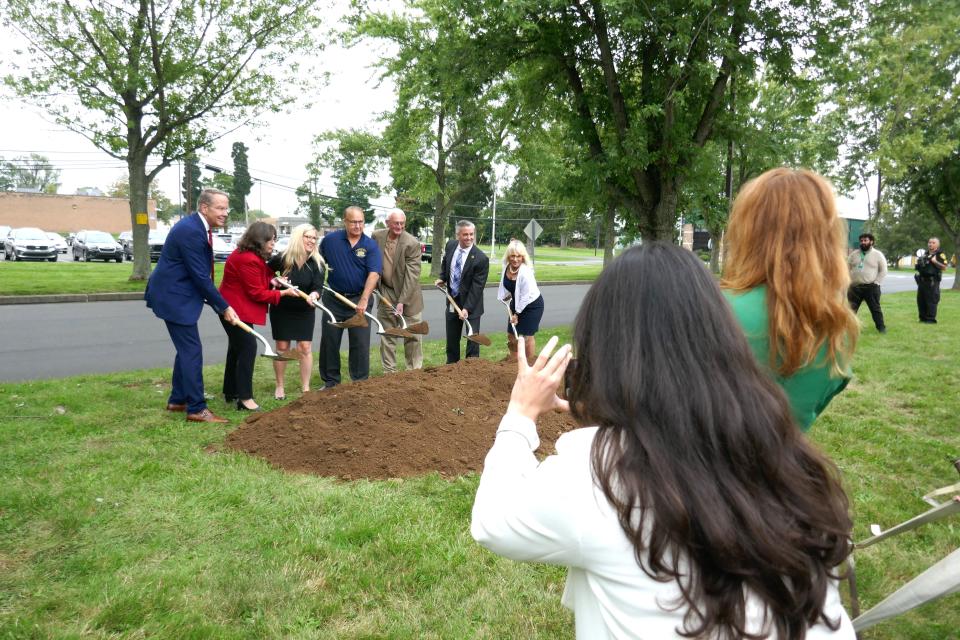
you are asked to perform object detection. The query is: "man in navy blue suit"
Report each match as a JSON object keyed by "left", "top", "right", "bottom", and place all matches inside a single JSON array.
[{"left": 145, "top": 188, "right": 238, "bottom": 423}]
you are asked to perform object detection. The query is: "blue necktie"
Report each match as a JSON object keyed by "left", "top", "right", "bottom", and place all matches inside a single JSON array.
[{"left": 451, "top": 249, "right": 463, "bottom": 296}]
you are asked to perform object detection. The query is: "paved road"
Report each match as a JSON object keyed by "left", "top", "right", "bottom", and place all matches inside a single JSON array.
[
  {"left": 0, "top": 275, "right": 951, "bottom": 382},
  {"left": 0, "top": 285, "right": 592, "bottom": 382}
]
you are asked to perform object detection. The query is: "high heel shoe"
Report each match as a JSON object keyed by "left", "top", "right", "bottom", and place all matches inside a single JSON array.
[{"left": 236, "top": 400, "right": 262, "bottom": 412}]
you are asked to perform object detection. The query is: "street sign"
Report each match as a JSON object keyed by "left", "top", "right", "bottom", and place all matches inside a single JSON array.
[
  {"left": 524, "top": 218, "right": 542, "bottom": 240},
  {"left": 524, "top": 218, "right": 542, "bottom": 263}
]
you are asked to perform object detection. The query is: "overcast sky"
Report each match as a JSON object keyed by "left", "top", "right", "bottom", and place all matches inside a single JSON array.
[{"left": 0, "top": 2, "right": 397, "bottom": 218}]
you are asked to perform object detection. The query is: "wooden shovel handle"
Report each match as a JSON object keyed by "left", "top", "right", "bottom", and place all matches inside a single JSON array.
[
  {"left": 276, "top": 279, "right": 318, "bottom": 306},
  {"left": 376, "top": 290, "right": 398, "bottom": 312},
  {"left": 436, "top": 284, "right": 464, "bottom": 316},
  {"left": 232, "top": 318, "right": 255, "bottom": 334},
  {"left": 324, "top": 286, "right": 359, "bottom": 310}
]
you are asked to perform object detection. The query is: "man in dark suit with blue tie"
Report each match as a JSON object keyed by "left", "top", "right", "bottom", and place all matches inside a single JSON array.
[
  {"left": 435, "top": 220, "right": 489, "bottom": 363},
  {"left": 145, "top": 188, "right": 238, "bottom": 423}
]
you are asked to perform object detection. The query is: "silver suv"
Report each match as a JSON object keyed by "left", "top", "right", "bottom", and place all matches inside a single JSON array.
[{"left": 4, "top": 227, "right": 57, "bottom": 262}]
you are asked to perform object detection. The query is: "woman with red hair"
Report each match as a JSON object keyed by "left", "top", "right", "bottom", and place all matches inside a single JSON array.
[{"left": 722, "top": 167, "right": 859, "bottom": 431}]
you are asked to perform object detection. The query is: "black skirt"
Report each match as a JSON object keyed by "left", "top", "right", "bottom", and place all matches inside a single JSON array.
[
  {"left": 514, "top": 296, "right": 544, "bottom": 335},
  {"left": 270, "top": 306, "right": 316, "bottom": 342}
]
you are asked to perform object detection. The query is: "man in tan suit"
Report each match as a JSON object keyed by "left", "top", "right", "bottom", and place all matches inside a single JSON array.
[{"left": 372, "top": 209, "right": 424, "bottom": 372}]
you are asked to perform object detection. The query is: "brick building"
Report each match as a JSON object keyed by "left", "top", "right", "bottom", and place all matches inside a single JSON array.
[{"left": 0, "top": 192, "right": 157, "bottom": 234}]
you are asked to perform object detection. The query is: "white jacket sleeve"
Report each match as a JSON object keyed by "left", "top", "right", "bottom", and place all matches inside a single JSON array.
[
  {"left": 471, "top": 413, "right": 590, "bottom": 568},
  {"left": 514, "top": 264, "right": 542, "bottom": 313}
]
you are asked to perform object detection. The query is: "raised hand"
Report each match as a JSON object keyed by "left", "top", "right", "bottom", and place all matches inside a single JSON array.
[{"left": 507, "top": 335, "right": 572, "bottom": 422}]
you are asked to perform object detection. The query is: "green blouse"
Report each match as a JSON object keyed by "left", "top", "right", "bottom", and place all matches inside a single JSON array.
[{"left": 723, "top": 286, "right": 850, "bottom": 431}]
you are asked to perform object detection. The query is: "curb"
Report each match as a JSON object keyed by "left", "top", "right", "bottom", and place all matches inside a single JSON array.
[
  {"left": 0, "top": 280, "right": 597, "bottom": 306},
  {"left": 0, "top": 292, "right": 147, "bottom": 305}
]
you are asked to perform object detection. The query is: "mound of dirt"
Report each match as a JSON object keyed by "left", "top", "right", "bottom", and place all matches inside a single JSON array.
[{"left": 225, "top": 358, "right": 579, "bottom": 480}]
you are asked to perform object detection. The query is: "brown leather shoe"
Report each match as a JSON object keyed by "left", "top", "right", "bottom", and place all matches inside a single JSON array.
[
  {"left": 186, "top": 408, "right": 229, "bottom": 423},
  {"left": 166, "top": 403, "right": 187, "bottom": 412}
]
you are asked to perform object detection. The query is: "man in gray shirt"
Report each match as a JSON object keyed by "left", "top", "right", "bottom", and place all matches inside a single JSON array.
[{"left": 847, "top": 232, "right": 888, "bottom": 333}]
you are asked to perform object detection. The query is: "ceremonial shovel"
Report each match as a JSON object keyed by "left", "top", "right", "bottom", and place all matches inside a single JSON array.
[
  {"left": 372, "top": 290, "right": 429, "bottom": 335},
  {"left": 275, "top": 280, "right": 338, "bottom": 324},
  {"left": 322, "top": 286, "right": 415, "bottom": 338},
  {"left": 435, "top": 284, "right": 492, "bottom": 346},
  {"left": 500, "top": 296, "right": 519, "bottom": 339},
  {"left": 232, "top": 319, "right": 296, "bottom": 361}
]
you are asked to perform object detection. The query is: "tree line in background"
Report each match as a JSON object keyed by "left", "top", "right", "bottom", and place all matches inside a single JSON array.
[{"left": 2, "top": 0, "right": 957, "bottom": 286}]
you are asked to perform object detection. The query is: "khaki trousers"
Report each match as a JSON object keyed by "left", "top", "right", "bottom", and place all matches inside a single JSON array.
[{"left": 376, "top": 304, "right": 423, "bottom": 373}]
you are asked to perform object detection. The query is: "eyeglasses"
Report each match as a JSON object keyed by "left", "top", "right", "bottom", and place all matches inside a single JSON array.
[{"left": 304, "top": 235, "right": 318, "bottom": 241}]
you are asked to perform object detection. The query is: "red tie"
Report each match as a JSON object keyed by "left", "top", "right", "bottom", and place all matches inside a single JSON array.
[{"left": 207, "top": 227, "right": 215, "bottom": 280}]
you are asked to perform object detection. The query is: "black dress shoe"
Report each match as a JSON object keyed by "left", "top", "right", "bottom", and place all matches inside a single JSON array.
[{"left": 236, "top": 400, "right": 262, "bottom": 411}]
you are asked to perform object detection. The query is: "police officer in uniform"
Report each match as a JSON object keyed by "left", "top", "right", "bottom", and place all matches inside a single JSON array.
[
  {"left": 318, "top": 206, "right": 383, "bottom": 387},
  {"left": 915, "top": 237, "right": 948, "bottom": 323}
]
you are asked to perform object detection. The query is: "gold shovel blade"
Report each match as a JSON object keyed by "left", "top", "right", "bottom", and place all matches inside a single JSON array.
[
  {"left": 405, "top": 321, "right": 429, "bottom": 335},
  {"left": 467, "top": 334, "right": 492, "bottom": 346},
  {"left": 383, "top": 327, "right": 415, "bottom": 339},
  {"left": 332, "top": 314, "right": 368, "bottom": 329}
]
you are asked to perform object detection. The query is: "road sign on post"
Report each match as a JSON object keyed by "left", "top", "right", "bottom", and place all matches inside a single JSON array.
[{"left": 524, "top": 218, "right": 542, "bottom": 263}]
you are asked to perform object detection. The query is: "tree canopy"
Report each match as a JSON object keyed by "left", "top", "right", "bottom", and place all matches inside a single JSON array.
[{"left": 2, "top": 0, "right": 321, "bottom": 279}]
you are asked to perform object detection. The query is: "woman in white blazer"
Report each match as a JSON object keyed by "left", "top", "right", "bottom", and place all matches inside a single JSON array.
[
  {"left": 473, "top": 243, "right": 855, "bottom": 640},
  {"left": 497, "top": 240, "right": 544, "bottom": 362}
]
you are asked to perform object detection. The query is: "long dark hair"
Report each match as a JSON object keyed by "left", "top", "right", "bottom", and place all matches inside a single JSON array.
[
  {"left": 236, "top": 221, "right": 276, "bottom": 260},
  {"left": 567, "top": 243, "right": 851, "bottom": 639}
]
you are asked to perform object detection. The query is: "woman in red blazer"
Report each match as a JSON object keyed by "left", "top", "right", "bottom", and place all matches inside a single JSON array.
[{"left": 219, "top": 222, "right": 298, "bottom": 410}]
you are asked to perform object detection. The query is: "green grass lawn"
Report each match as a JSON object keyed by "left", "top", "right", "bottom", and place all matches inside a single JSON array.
[
  {"left": 1, "top": 292, "right": 958, "bottom": 638},
  {"left": 0, "top": 247, "right": 603, "bottom": 297}
]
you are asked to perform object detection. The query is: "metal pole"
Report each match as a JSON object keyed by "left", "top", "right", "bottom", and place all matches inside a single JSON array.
[{"left": 490, "top": 187, "right": 496, "bottom": 259}]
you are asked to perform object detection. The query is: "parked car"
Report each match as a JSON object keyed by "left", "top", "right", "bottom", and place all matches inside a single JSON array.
[
  {"left": 118, "top": 231, "right": 134, "bottom": 260},
  {"left": 421, "top": 242, "right": 432, "bottom": 263},
  {"left": 46, "top": 232, "right": 69, "bottom": 254},
  {"left": 5, "top": 227, "right": 58, "bottom": 262},
  {"left": 0, "top": 225, "right": 11, "bottom": 248},
  {"left": 72, "top": 230, "right": 123, "bottom": 262},
  {"left": 212, "top": 235, "right": 235, "bottom": 261},
  {"left": 148, "top": 229, "right": 168, "bottom": 262}
]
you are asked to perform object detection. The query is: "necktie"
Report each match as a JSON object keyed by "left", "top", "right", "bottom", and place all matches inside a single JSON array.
[
  {"left": 207, "top": 227, "right": 215, "bottom": 280},
  {"left": 451, "top": 249, "right": 463, "bottom": 296}
]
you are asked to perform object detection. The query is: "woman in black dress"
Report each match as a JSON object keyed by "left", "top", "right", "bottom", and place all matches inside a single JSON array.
[
  {"left": 497, "top": 239, "right": 544, "bottom": 362},
  {"left": 268, "top": 223, "right": 325, "bottom": 399}
]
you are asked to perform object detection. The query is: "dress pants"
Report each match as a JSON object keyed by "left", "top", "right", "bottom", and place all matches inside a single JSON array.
[
  {"left": 319, "top": 290, "right": 372, "bottom": 387},
  {"left": 376, "top": 303, "right": 423, "bottom": 372},
  {"left": 847, "top": 283, "right": 885, "bottom": 331},
  {"left": 917, "top": 277, "right": 941, "bottom": 322},
  {"left": 220, "top": 316, "right": 258, "bottom": 400},
  {"left": 445, "top": 304, "right": 482, "bottom": 364},
  {"left": 165, "top": 320, "right": 208, "bottom": 414}
]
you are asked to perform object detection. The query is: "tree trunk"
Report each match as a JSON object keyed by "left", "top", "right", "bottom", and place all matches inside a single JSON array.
[
  {"left": 127, "top": 156, "right": 152, "bottom": 281},
  {"left": 652, "top": 180, "right": 679, "bottom": 241},
  {"left": 560, "top": 232, "right": 567, "bottom": 249},
  {"left": 429, "top": 193, "right": 448, "bottom": 279},
  {"left": 602, "top": 202, "right": 616, "bottom": 266},
  {"left": 954, "top": 232, "right": 960, "bottom": 290}
]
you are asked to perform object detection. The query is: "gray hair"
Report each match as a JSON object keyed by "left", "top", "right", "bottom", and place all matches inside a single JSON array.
[
  {"left": 456, "top": 220, "right": 475, "bottom": 232},
  {"left": 198, "top": 188, "right": 229, "bottom": 207}
]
